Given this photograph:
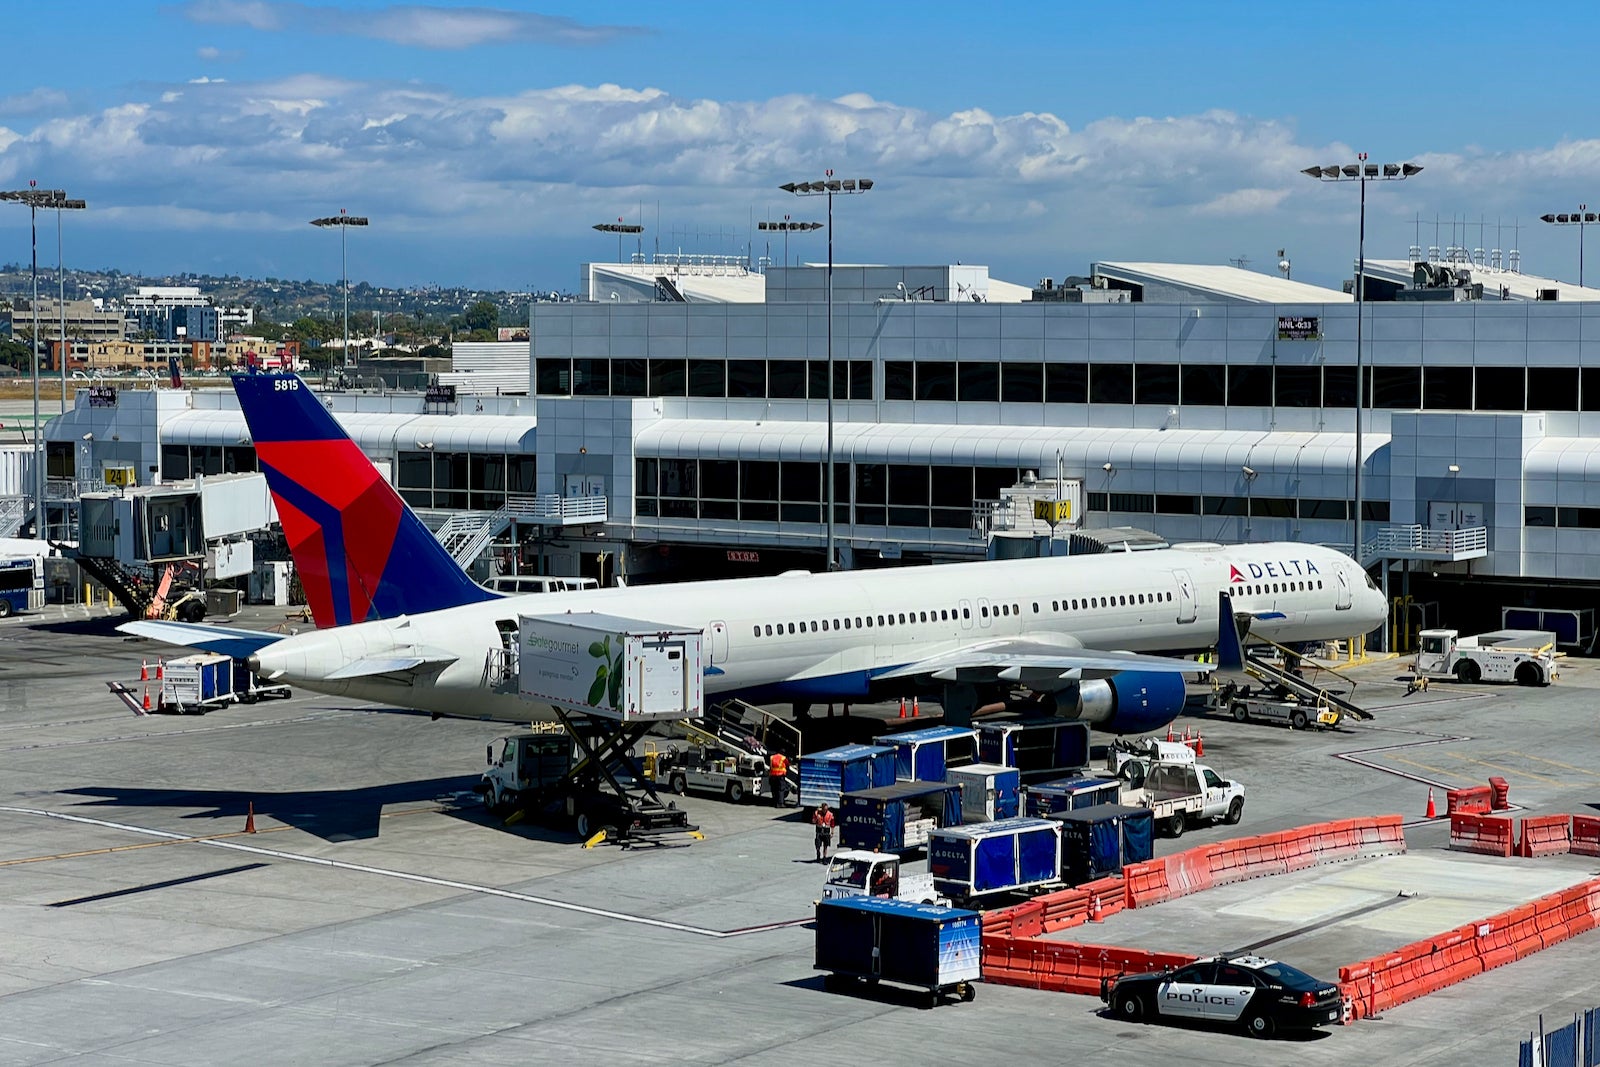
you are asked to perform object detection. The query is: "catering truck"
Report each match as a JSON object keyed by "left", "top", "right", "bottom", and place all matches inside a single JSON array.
[
  {"left": 518, "top": 613, "right": 703, "bottom": 720},
  {"left": 1412, "top": 629, "right": 1558, "bottom": 687}
]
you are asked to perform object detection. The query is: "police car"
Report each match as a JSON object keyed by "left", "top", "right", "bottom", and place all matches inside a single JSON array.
[{"left": 1100, "top": 954, "right": 1343, "bottom": 1038}]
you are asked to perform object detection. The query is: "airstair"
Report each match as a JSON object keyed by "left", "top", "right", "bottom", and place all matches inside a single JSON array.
[
  {"left": 432, "top": 508, "right": 511, "bottom": 568},
  {"left": 667, "top": 699, "right": 802, "bottom": 790},
  {"left": 1240, "top": 636, "right": 1373, "bottom": 721},
  {"left": 0, "top": 496, "right": 28, "bottom": 538}
]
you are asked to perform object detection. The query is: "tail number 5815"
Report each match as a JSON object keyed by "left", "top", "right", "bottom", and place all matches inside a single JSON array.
[{"left": 274, "top": 379, "right": 299, "bottom": 391}]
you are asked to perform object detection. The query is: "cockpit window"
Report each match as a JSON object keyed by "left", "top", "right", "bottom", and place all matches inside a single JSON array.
[{"left": 1364, "top": 570, "right": 1379, "bottom": 591}]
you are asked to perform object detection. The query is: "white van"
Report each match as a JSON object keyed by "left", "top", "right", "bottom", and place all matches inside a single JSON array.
[{"left": 481, "top": 575, "right": 599, "bottom": 595}]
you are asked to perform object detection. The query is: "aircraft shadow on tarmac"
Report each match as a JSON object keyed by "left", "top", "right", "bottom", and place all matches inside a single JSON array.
[{"left": 58, "top": 776, "right": 483, "bottom": 843}]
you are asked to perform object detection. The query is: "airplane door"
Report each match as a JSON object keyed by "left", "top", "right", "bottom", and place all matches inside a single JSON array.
[
  {"left": 958, "top": 598, "right": 975, "bottom": 631},
  {"left": 1173, "top": 569, "right": 1197, "bottom": 624},
  {"left": 975, "top": 597, "right": 993, "bottom": 629},
  {"left": 710, "top": 620, "right": 730, "bottom": 663},
  {"left": 1335, "top": 570, "right": 1353, "bottom": 611}
]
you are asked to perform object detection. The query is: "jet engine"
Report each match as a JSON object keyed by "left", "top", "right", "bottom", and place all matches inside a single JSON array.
[{"left": 1052, "top": 670, "right": 1188, "bottom": 735}]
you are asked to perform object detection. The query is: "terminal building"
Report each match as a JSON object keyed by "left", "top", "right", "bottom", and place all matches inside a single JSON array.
[{"left": 36, "top": 251, "right": 1600, "bottom": 649}]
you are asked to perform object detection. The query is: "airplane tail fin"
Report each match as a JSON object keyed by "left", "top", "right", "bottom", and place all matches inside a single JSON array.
[{"left": 233, "top": 372, "right": 497, "bottom": 627}]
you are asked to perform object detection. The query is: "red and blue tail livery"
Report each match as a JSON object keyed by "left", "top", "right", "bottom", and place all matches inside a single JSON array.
[{"left": 233, "top": 372, "right": 497, "bottom": 627}]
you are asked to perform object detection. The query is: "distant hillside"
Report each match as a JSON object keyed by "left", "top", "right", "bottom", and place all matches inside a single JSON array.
[{"left": 0, "top": 265, "right": 566, "bottom": 326}]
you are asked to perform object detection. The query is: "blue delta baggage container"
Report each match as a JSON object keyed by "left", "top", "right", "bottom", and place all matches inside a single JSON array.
[
  {"left": 945, "top": 762, "right": 1021, "bottom": 823},
  {"left": 1024, "top": 775, "right": 1122, "bottom": 817},
  {"left": 874, "top": 725, "right": 979, "bottom": 782},
  {"left": 975, "top": 718, "right": 1091, "bottom": 781},
  {"left": 815, "top": 896, "right": 982, "bottom": 998},
  {"left": 927, "top": 817, "right": 1062, "bottom": 903},
  {"left": 799, "top": 744, "right": 897, "bottom": 810},
  {"left": 161, "top": 653, "right": 234, "bottom": 710},
  {"left": 1048, "top": 804, "right": 1155, "bottom": 885},
  {"left": 839, "top": 781, "right": 964, "bottom": 853}
]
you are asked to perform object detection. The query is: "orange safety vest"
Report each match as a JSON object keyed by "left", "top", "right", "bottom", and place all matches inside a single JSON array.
[{"left": 770, "top": 752, "right": 789, "bottom": 777}]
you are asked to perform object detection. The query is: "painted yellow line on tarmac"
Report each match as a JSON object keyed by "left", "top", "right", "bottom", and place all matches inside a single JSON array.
[
  {"left": 1388, "top": 754, "right": 1466, "bottom": 782},
  {"left": 0, "top": 825, "right": 294, "bottom": 867},
  {"left": 1515, "top": 754, "right": 1600, "bottom": 780},
  {"left": 1446, "top": 752, "right": 1566, "bottom": 785}
]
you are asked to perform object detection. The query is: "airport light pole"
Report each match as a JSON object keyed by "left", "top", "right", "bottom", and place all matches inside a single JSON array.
[
  {"left": 593, "top": 220, "right": 644, "bottom": 265},
  {"left": 1, "top": 183, "right": 72, "bottom": 537},
  {"left": 758, "top": 217, "right": 822, "bottom": 269},
  {"left": 1540, "top": 207, "right": 1596, "bottom": 288},
  {"left": 1301, "top": 157, "right": 1422, "bottom": 563},
  {"left": 780, "top": 173, "right": 873, "bottom": 572},
  {"left": 54, "top": 195, "right": 87, "bottom": 415},
  {"left": 310, "top": 210, "right": 368, "bottom": 374}
]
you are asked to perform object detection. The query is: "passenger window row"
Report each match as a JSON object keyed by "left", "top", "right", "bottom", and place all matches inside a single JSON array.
[
  {"left": 1238, "top": 581, "right": 1323, "bottom": 595},
  {"left": 753, "top": 605, "right": 974, "bottom": 639}
]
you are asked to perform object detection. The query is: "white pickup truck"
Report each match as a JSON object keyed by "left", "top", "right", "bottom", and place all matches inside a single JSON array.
[
  {"left": 1111, "top": 742, "right": 1246, "bottom": 838},
  {"left": 819, "top": 849, "right": 947, "bottom": 906}
]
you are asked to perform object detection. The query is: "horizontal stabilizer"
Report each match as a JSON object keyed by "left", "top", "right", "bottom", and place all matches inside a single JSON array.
[
  {"left": 325, "top": 654, "right": 459, "bottom": 680},
  {"left": 118, "top": 620, "right": 287, "bottom": 659}
]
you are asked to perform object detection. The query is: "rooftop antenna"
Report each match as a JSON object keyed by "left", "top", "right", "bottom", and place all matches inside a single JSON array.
[
  {"left": 1277, "top": 248, "right": 1291, "bottom": 279},
  {"left": 1228, "top": 254, "right": 1251, "bottom": 269},
  {"left": 1510, "top": 219, "right": 1521, "bottom": 274}
]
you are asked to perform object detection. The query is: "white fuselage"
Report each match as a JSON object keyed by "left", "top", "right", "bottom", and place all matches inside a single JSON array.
[{"left": 253, "top": 542, "right": 1385, "bottom": 722}]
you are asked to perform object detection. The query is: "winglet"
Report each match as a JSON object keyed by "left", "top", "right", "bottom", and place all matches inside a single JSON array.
[{"left": 1216, "top": 591, "right": 1245, "bottom": 671}]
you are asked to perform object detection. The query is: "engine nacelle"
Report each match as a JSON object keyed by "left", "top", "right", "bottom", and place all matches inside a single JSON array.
[{"left": 1056, "top": 671, "right": 1188, "bottom": 735}]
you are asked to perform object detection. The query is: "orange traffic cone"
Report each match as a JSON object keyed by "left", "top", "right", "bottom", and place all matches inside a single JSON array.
[
  {"left": 1425, "top": 789, "right": 1437, "bottom": 819},
  {"left": 156, "top": 659, "right": 164, "bottom": 681},
  {"left": 142, "top": 686, "right": 151, "bottom": 712},
  {"left": 912, "top": 697, "right": 920, "bottom": 718},
  {"left": 1088, "top": 891, "right": 1103, "bottom": 923},
  {"left": 1195, "top": 732, "right": 1204, "bottom": 758},
  {"left": 1165, "top": 726, "right": 1174, "bottom": 742},
  {"left": 139, "top": 660, "right": 148, "bottom": 682},
  {"left": 244, "top": 802, "right": 256, "bottom": 834},
  {"left": 898, "top": 697, "right": 907, "bottom": 719}
]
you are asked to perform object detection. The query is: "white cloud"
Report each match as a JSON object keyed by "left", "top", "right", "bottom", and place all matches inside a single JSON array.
[
  {"left": 180, "top": 1, "right": 649, "bottom": 49},
  {"left": 0, "top": 88, "right": 70, "bottom": 117},
  {"left": 4, "top": 71, "right": 1598, "bottom": 285}
]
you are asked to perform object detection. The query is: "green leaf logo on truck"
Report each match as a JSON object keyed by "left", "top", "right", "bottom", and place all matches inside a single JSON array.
[{"left": 586, "top": 636, "right": 624, "bottom": 710}]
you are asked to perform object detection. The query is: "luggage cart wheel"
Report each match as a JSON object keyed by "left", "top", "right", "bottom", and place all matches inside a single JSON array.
[{"left": 959, "top": 982, "right": 976, "bottom": 1002}]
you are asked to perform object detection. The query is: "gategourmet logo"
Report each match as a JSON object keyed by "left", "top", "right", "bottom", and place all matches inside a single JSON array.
[
  {"left": 1229, "top": 559, "right": 1321, "bottom": 583},
  {"left": 525, "top": 634, "right": 582, "bottom": 655}
]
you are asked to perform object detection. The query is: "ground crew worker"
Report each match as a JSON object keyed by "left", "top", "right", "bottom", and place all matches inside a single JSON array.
[
  {"left": 812, "top": 802, "right": 836, "bottom": 861},
  {"left": 769, "top": 750, "right": 789, "bottom": 807}
]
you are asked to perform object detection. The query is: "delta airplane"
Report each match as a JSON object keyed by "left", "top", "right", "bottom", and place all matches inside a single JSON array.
[{"left": 123, "top": 372, "right": 1387, "bottom": 736}]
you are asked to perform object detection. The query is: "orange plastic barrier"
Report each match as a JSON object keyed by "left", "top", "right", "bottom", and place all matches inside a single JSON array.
[
  {"left": 1573, "top": 815, "right": 1600, "bottom": 858},
  {"left": 981, "top": 934, "right": 1196, "bottom": 995},
  {"left": 1447, "top": 786, "right": 1493, "bottom": 815},
  {"left": 1079, "top": 876, "right": 1127, "bottom": 921},
  {"left": 1518, "top": 814, "right": 1572, "bottom": 858},
  {"left": 1449, "top": 812, "right": 1514, "bottom": 857},
  {"left": 1488, "top": 776, "right": 1510, "bottom": 811}
]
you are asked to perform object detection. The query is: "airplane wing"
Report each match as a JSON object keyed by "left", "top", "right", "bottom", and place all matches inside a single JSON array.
[
  {"left": 873, "top": 637, "right": 1210, "bottom": 684},
  {"left": 118, "top": 620, "right": 288, "bottom": 659}
]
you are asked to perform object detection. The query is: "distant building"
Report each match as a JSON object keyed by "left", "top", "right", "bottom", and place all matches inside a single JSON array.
[
  {"left": 123, "top": 286, "right": 220, "bottom": 342},
  {"left": 24, "top": 298, "right": 126, "bottom": 343},
  {"left": 52, "top": 338, "right": 214, "bottom": 373}
]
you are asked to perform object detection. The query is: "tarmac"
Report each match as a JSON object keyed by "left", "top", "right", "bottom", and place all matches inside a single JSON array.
[{"left": 3, "top": 600, "right": 1600, "bottom": 1065}]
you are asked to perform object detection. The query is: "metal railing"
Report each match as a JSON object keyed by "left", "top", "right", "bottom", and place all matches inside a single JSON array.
[
  {"left": 1364, "top": 525, "right": 1487, "bottom": 559},
  {"left": 506, "top": 493, "right": 608, "bottom": 522}
]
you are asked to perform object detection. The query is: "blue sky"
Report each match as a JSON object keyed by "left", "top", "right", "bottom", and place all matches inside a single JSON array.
[{"left": 1, "top": 1, "right": 1595, "bottom": 293}]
